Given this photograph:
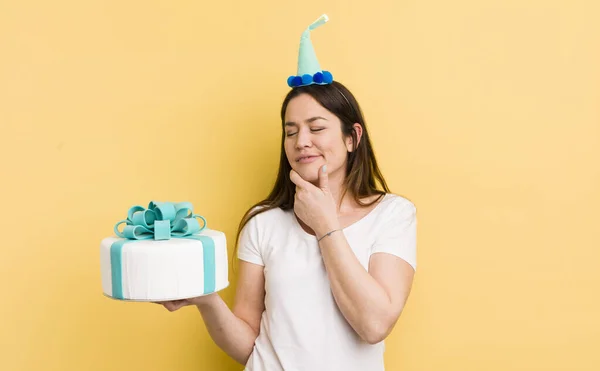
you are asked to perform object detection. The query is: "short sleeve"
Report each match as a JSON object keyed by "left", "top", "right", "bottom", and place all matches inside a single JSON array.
[
  {"left": 370, "top": 201, "right": 417, "bottom": 271},
  {"left": 237, "top": 213, "right": 264, "bottom": 266}
]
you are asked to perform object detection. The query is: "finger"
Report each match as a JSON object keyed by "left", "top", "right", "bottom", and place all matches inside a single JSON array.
[
  {"left": 289, "top": 170, "right": 301, "bottom": 187},
  {"left": 295, "top": 185, "right": 308, "bottom": 200},
  {"left": 318, "top": 164, "right": 329, "bottom": 190}
]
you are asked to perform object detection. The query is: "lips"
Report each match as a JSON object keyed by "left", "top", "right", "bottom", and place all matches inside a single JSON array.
[{"left": 296, "top": 155, "right": 321, "bottom": 164}]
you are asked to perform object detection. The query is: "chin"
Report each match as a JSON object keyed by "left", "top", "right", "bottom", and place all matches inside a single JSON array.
[{"left": 292, "top": 164, "right": 320, "bottom": 183}]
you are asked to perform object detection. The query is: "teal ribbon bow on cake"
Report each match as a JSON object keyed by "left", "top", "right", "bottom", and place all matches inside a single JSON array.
[
  {"left": 113, "top": 201, "right": 207, "bottom": 240},
  {"left": 110, "top": 201, "right": 215, "bottom": 300}
]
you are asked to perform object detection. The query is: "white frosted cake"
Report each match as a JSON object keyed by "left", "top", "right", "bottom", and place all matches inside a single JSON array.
[{"left": 100, "top": 201, "right": 229, "bottom": 301}]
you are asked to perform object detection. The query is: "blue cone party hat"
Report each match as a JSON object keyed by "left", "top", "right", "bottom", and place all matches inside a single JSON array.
[{"left": 287, "top": 14, "right": 333, "bottom": 88}]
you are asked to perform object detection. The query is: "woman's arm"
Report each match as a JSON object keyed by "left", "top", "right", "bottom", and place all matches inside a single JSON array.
[
  {"left": 163, "top": 260, "right": 265, "bottom": 365},
  {"left": 197, "top": 260, "right": 265, "bottom": 364},
  {"left": 289, "top": 168, "right": 416, "bottom": 344},
  {"left": 317, "top": 231, "right": 414, "bottom": 344}
]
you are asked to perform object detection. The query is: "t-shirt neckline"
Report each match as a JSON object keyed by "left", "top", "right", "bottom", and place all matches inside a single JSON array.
[{"left": 291, "top": 193, "right": 391, "bottom": 241}]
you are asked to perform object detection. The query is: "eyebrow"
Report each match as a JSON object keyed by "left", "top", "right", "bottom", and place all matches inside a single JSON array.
[{"left": 284, "top": 116, "right": 328, "bottom": 127}]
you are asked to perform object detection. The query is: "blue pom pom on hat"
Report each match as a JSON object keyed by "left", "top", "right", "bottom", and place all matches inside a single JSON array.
[{"left": 287, "top": 14, "right": 334, "bottom": 88}]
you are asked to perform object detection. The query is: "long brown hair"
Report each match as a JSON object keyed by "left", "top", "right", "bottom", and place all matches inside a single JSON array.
[{"left": 233, "top": 81, "right": 390, "bottom": 263}]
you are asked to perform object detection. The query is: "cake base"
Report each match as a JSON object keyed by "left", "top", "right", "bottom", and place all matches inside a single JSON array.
[{"left": 102, "top": 283, "right": 230, "bottom": 302}]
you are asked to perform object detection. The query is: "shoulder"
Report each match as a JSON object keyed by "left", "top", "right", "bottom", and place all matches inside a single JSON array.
[
  {"left": 363, "top": 193, "right": 417, "bottom": 233},
  {"left": 376, "top": 193, "right": 417, "bottom": 217},
  {"left": 240, "top": 205, "right": 293, "bottom": 238},
  {"left": 237, "top": 205, "right": 297, "bottom": 260},
  {"left": 246, "top": 205, "right": 290, "bottom": 226},
  {"left": 368, "top": 193, "right": 418, "bottom": 269},
  {"left": 237, "top": 205, "right": 293, "bottom": 263}
]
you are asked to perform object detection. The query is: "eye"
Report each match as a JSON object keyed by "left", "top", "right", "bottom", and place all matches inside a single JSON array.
[
  {"left": 286, "top": 132, "right": 297, "bottom": 137},
  {"left": 311, "top": 128, "right": 325, "bottom": 132}
]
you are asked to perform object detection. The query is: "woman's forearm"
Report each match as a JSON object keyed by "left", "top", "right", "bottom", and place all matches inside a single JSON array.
[
  {"left": 317, "top": 230, "right": 397, "bottom": 344},
  {"left": 195, "top": 294, "right": 258, "bottom": 365}
]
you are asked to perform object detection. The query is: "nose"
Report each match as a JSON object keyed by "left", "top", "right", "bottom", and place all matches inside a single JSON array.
[{"left": 295, "top": 128, "right": 312, "bottom": 149}]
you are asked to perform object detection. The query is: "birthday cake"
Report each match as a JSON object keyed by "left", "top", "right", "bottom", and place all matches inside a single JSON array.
[{"left": 100, "top": 201, "right": 229, "bottom": 301}]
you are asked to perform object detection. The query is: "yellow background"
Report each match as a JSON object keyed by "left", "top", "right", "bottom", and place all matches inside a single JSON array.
[{"left": 1, "top": 0, "right": 599, "bottom": 370}]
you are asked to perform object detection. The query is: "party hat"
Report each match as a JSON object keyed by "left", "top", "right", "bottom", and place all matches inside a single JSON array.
[{"left": 287, "top": 14, "right": 334, "bottom": 88}]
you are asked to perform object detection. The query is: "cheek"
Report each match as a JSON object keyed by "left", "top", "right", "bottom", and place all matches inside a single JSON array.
[
  {"left": 319, "top": 139, "right": 347, "bottom": 163},
  {"left": 284, "top": 140, "right": 295, "bottom": 163},
  {"left": 283, "top": 138, "right": 291, "bottom": 152}
]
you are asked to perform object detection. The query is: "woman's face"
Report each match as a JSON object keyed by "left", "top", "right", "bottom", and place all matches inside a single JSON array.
[{"left": 283, "top": 93, "right": 354, "bottom": 184}]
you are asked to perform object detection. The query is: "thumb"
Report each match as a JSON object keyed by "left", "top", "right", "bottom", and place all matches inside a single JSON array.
[{"left": 318, "top": 164, "right": 329, "bottom": 190}]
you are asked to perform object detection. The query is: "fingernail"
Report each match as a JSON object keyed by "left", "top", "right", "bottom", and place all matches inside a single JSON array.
[{"left": 322, "top": 165, "right": 327, "bottom": 173}]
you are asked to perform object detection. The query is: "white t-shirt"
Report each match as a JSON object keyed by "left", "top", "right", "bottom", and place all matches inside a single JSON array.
[{"left": 237, "top": 193, "right": 417, "bottom": 371}]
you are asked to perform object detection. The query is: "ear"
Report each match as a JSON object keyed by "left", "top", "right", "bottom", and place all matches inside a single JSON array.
[{"left": 346, "top": 123, "right": 363, "bottom": 152}]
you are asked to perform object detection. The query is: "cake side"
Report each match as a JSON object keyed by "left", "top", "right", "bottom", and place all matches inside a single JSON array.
[{"left": 100, "top": 229, "right": 228, "bottom": 301}]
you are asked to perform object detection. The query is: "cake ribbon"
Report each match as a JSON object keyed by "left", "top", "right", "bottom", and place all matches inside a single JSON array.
[{"left": 109, "top": 201, "right": 216, "bottom": 300}]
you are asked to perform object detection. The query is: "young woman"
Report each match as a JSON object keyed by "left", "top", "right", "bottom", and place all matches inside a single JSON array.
[{"left": 160, "top": 81, "right": 417, "bottom": 371}]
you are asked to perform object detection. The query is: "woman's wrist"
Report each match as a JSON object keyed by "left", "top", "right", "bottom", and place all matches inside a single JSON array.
[
  {"left": 317, "top": 228, "right": 342, "bottom": 243},
  {"left": 315, "top": 219, "right": 341, "bottom": 240}
]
